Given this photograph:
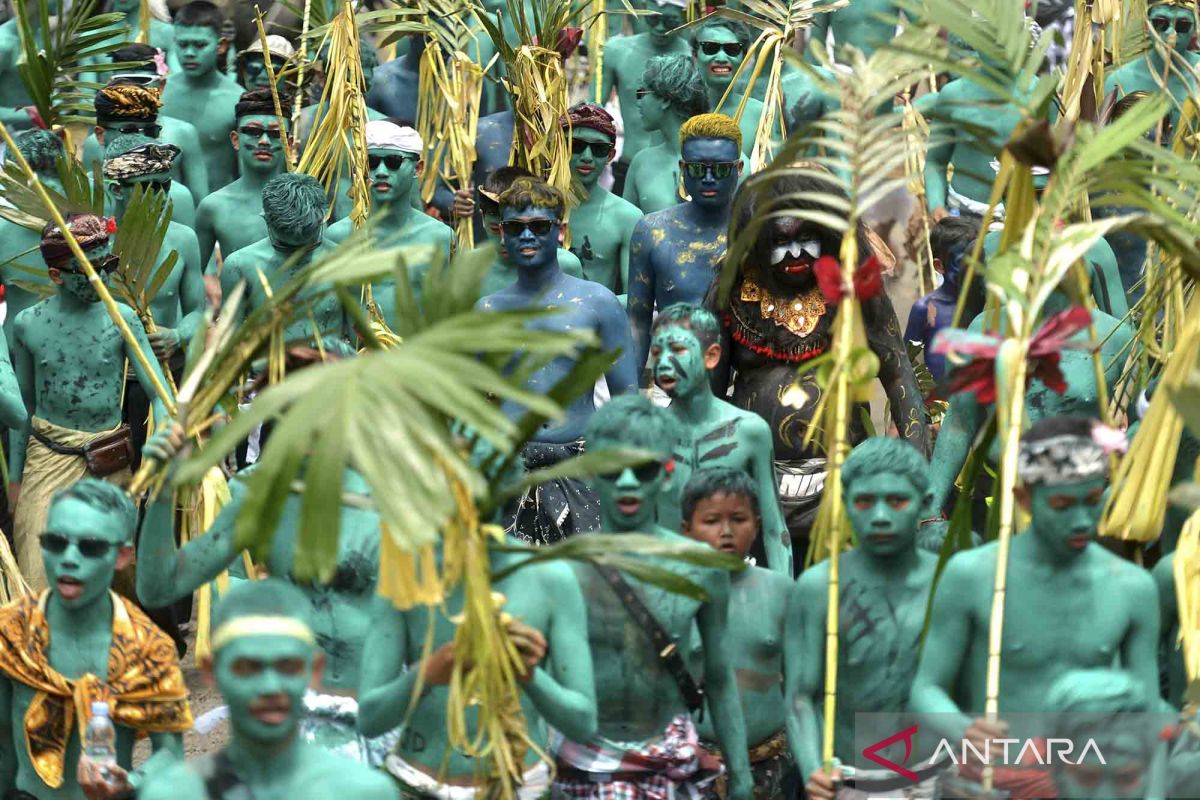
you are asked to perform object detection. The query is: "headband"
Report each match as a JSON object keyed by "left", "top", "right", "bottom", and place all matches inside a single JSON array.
[
  {"left": 240, "top": 34, "right": 297, "bottom": 63},
  {"left": 103, "top": 142, "right": 179, "bottom": 180},
  {"left": 365, "top": 120, "right": 423, "bottom": 154},
  {"left": 1017, "top": 427, "right": 1124, "bottom": 487},
  {"left": 40, "top": 214, "right": 112, "bottom": 267},
  {"left": 95, "top": 84, "right": 162, "bottom": 121},
  {"left": 562, "top": 103, "right": 617, "bottom": 139},
  {"left": 210, "top": 615, "right": 317, "bottom": 652}
]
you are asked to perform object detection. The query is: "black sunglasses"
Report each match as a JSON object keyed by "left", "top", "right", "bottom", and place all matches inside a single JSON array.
[
  {"left": 124, "top": 178, "right": 172, "bottom": 196},
  {"left": 682, "top": 160, "right": 737, "bottom": 179},
  {"left": 1152, "top": 15, "right": 1194, "bottom": 35},
  {"left": 368, "top": 153, "right": 415, "bottom": 171},
  {"left": 698, "top": 40, "right": 744, "bottom": 57},
  {"left": 571, "top": 139, "right": 614, "bottom": 158},
  {"left": 40, "top": 533, "right": 117, "bottom": 558},
  {"left": 636, "top": 87, "right": 653, "bottom": 100},
  {"left": 500, "top": 218, "right": 558, "bottom": 236},
  {"left": 598, "top": 461, "right": 665, "bottom": 482},
  {"left": 103, "top": 122, "right": 162, "bottom": 138},
  {"left": 62, "top": 253, "right": 120, "bottom": 276},
  {"left": 239, "top": 125, "right": 283, "bottom": 141},
  {"left": 243, "top": 57, "right": 286, "bottom": 75}
]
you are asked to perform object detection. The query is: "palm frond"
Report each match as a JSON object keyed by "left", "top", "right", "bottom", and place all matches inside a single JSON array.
[{"left": 109, "top": 183, "right": 177, "bottom": 331}]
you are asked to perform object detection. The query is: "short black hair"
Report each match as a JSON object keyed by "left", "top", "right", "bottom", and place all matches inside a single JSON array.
[
  {"left": 480, "top": 165, "right": 536, "bottom": 216},
  {"left": 681, "top": 467, "right": 759, "bottom": 524},
  {"left": 651, "top": 303, "right": 720, "bottom": 351},
  {"left": 929, "top": 215, "right": 980, "bottom": 266},
  {"left": 693, "top": 18, "right": 751, "bottom": 50},
  {"left": 110, "top": 42, "right": 158, "bottom": 66},
  {"left": 1024, "top": 414, "right": 1097, "bottom": 445},
  {"left": 235, "top": 87, "right": 293, "bottom": 120},
  {"left": 174, "top": 0, "right": 224, "bottom": 35}
]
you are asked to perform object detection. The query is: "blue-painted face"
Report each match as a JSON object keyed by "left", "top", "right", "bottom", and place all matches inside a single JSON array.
[
  {"left": 499, "top": 204, "right": 559, "bottom": 270},
  {"left": 845, "top": 471, "right": 923, "bottom": 559},
  {"left": 680, "top": 137, "right": 741, "bottom": 209}
]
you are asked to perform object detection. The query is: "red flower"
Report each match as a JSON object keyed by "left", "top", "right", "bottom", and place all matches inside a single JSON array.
[
  {"left": 931, "top": 306, "right": 1094, "bottom": 405},
  {"left": 554, "top": 26, "right": 583, "bottom": 59},
  {"left": 105, "top": 217, "right": 118, "bottom": 234},
  {"left": 813, "top": 255, "right": 883, "bottom": 305},
  {"left": 664, "top": 459, "right": 675, "bottom": 476}
]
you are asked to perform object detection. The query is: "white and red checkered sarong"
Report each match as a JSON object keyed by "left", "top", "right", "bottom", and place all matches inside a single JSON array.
[{"left": 552, "top": 715, "right": 723, "bottom": 800}]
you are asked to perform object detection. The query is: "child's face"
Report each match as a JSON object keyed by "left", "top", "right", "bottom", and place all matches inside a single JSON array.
[{"left": 683, "top": 491, "right": 758, "bottom": 557}]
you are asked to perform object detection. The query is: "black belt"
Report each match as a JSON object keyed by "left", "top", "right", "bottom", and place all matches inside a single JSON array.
[
  {"left": 843, "top": 758, "right": 950, "bottom": 792},
  {"left": 30, "top": 426, "right": 86, "bottom": 457}
]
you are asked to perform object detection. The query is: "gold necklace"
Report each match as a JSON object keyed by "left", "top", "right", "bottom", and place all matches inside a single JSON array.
[{"left": 739, "top": 274, "right": 826, "bottom": 338}]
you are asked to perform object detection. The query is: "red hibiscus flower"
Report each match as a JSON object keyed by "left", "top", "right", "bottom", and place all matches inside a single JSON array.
[
  {"left": 813, "top": 254, "right": 884, "bottom": 304},
  {"left": 931, "top": 306, "right": 1094, "bottom": 405},
  {"left": 105, "top": 217, "right": 118, "bottom": 234}
]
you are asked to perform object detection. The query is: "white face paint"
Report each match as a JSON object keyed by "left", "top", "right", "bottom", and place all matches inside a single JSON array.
[{"left": 769, "top": 238, "right": 821, "bottom": 266}]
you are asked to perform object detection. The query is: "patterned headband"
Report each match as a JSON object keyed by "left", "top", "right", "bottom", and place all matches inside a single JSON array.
[
  {"left": 1017, "top": 426, "right": 1125, "bottom": 486},
  {"left": 102, "top": 142, "right": 179, "bottom": 180}
]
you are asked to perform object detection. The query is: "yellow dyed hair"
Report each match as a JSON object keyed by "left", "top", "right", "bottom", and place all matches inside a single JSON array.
[
  {"left": 497, "top": 176, "right": 566, "bottom": 218},
  {"left": 679, "top": 112, "right": 742, "bottom": 152}
]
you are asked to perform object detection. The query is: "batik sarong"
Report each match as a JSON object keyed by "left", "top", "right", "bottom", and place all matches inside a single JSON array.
[
  {"left": 699, "top": 731, "right": 793, "bottom": 800},
  {"left": 505, "top": 440, "right": 600, "bottom": 545}
]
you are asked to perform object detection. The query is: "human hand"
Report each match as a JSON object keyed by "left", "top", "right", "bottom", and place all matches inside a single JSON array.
[
  {"left": 506, "top": 619, "right": 547, "bottom": 684},
  {"left": 421, "top": 641, "right": 457, "bottom": 686},
  {"left": 452, "top": 188, "right": 476, "bottom": 219},
  {"left": 805, "top": 767, "right": 842, "bottom": 800},
  {"left": 143, "top": 421, "right": 187, "bottom": 466},
  {"left": 77, "top": 756, "right": 133, "bottom": 800},
  {"left": 964, "top": 717, "right": 1009, "bottom": 763},
  {"left": 203, "top": 274, "right": 222, "bottom": 311},
  {"left": 148, "top": 327, "right": 182, "bottom": 360}
]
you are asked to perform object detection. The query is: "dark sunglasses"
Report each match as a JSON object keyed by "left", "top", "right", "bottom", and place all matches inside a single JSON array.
[
  {"left": 500, "top": 218, "right": 558, "bottom": 236},
  {"left": 368, "top": 153, "right": 415, "bottom": 171},
  {"left": 124, "top": 178, "right": 172, "bottom": 195},
  {"left": 63, "top": 253, "right": 120, "bottom": 276},
  {"left": 102, "top": 122, "right": 162, "bottom": 138},
  {"left": 599, "top": 460, "right": 665, "bottom": 482},
  {"left": 243, "top": 57, "right": 286, "bottom": 76},
  {"left": 1152, "top": 15, "right": 1194, "bottom": 34},
  {"left": 636, "top": 87, "right": 653, "bottom": 100},
  {"left": 697, "top": 40, "right": 744, "bottom": 57},
  {"left": 571, "top": 139, "right": 614, "bottom": 158},
  {"left": 40, "top": 533, "right": 117, "bottom": 558},
  {"left": 239, "top": 125, "right": 283, "bottom": 140},
  {"left": 682, "top": 160, "right": 738, "bottom": 179}
]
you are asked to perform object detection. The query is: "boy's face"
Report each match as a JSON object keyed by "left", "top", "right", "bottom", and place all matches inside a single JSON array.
[
  {"left": 845, "top": 470, "right": 923, "bottom": 558},
  {"left": 176, "top": 25, "right": 222, "bottom": 78},
  {"left": 593, "top": 437, "right": 668, "bottom": 533},
  {"left": 649, "top": 323, "right": 718, "bottom": 400},
  {"left": 683, "top": 491, "right": 758, "bottom": 557},
  {"left": 570, "top": 128, "right": 615, "bottom": 189},
  {"left": 42, "top": 497, "right": 130, "bottom": 610},
  {"left": 1018, "top": 476, "right": 1105, "bottom": 561},
  {"left": 695, "top": 25, "right": 744, "bottom": 90}
]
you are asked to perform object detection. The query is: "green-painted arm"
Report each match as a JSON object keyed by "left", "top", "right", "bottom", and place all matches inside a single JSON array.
[
  {"left": 748, "top": 418, "right": 792, "bottom": 574},
  {"left": 907, "top": 555, "right": 975, "bottom": 741},
  {"left": 356, "top": 594, "right": 419, "bottom": 738},
  {"left": 783, "top": 570, "right": 824, "bottom": 780}
]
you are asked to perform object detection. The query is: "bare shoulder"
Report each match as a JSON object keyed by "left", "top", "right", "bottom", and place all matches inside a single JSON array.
[
  {"left": 138, "top": 760, "right": 207, "bottom": 800},
  {"left": 1092, "top": 545, "right": 1154, "bottom": 590}
]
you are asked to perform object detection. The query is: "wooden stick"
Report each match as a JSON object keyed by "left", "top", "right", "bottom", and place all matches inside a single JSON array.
[{"left": 0, "top": 120, "right": 176, "bottom": 415}]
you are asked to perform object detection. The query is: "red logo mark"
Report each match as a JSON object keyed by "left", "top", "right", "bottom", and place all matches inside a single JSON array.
[{"left": 861, "top": 724, "right": 919, "bottom": 781}]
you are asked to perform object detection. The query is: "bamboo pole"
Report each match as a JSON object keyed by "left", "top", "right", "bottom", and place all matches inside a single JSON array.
[
  {"left": 254, "top": 7, "right": 298, "bottom": 170},
  {"left": 292, "top": 0, "right": 315, "bottom": 130},
  {"left": 0, "top": 120, "right": 176, "bottom": 415},
  {"left": 137, "top": 0, "right": 151, "bottom": 44}
]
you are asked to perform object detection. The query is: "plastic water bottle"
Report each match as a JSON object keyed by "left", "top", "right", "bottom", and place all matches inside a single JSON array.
[{"left": 83, "top": 701, "right": 117, "bottom": 782}]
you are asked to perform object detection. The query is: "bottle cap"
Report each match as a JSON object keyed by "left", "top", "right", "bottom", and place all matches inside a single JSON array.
[{"left": 90, "top": 701, "right": 109, "bottom": 716}]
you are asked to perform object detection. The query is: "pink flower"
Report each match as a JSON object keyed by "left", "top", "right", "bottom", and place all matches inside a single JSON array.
[
  {"left": 1091, "top": 423, "right": 1128, "bottom": 455},
  {"left": 153, "top": 49, "right": 169, "bottom": 78}
]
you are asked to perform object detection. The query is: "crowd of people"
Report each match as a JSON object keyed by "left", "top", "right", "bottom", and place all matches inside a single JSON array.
[{"left": 0, "top": 0, "right": 1192, "bottom": 799}]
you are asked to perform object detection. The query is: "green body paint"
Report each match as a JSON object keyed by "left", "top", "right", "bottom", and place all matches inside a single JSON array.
[
  {"left": 1105, "top": 3, "right": 1200, "bottom": 135},
  {"left": 566, "top": 127, "right": 643, "bottom": 293},
  {"left": 694, "top": 23, "right": 762, "bottom": 156}
]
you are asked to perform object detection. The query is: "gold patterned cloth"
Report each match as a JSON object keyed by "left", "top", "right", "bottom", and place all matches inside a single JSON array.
[{"left": 0, "top": 591, "right": 193, "bottom": 788}]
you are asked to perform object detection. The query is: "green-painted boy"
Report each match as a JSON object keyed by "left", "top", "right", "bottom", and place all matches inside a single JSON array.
[
  {"left": 236, "top": 34, "right": 295, "bottom": 93},
  {"left": 136, "top": 579, "right": 398, "bottom": 800},
  {"left": 1105, "top": 0, "right": 1200, "bottom": 136},
  {"left": 11, "top": 215, "right": 169, "bottom": 592},
  {"left": 785, "top": 436, "right": 938, "bottom": 800},
  {"left": 552, "top": 395, "right": 752, "bottom": 800},
  {"left": 682, "top": 467, "right": 794, "bottom": 800},
  {"left": 561, "top": 103, "right": 643, "bottom": 294},
  {"left": 650, "top": 303, "right": 791, "bottom": 573},
  {"left": 161, "top": 1, "right": 244, "bottom": 194},
  {"left": 0, "top": 479, "right": 191, "bottom": 800}
]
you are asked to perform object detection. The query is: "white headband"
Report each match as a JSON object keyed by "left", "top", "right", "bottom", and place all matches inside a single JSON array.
[
  {"left": 210, "top": 615, "right": 316, "bottom": 651},
  {"left": 366, "top": 120, "right": 423, "bottom": 155}
]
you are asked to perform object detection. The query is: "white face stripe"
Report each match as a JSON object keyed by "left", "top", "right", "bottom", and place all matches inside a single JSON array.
[{"left": 769, "top": 238, "right": 822, "bottom": 265}]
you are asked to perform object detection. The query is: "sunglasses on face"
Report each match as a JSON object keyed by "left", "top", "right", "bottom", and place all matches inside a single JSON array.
[
  {"left": 243, "top": 58, "right": 285, "bottom": 76},
  {"left": 571, "top": 139, "right": 615, "bottom": 158},
  {"left": 682, "top": 160, "right": 738, "bottom": 179},
  {"left": 40, "top": 532, "right": 117, "bottom": 558},
  {"left": 499, "top": 218, "right": 558, "bottom": 236},
  {"left": 124, "top": 178, "right": 172, "bottom": 195},
  {"left": 239, "top": 125, "right": 283, "bottom": 140},
  {"left": 1152, "top": 15, "right": 1195, "bottom": 35},
  {"left": 636, "top": 87, "right": 653, "bottom": 101},
  {"left": 103, "top": 122, "right": 162, "bottom": 138},
  {"left": 598, "top": 460, "right": 665, "bottom": 482},
  {"left": 368, "top": 153, "right": 415, "bottom": 171},
  {"left": 697, "top": 40, "right": 744, "bottom": 57}
]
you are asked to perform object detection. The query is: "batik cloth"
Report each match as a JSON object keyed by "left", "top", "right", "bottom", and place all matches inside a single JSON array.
[
  {"left": 505, "top": 440, "right": 601, "bottom": 545},
  {"left": 298, "top": 690, "right": 400, "bottom": 767},
  {"left": 699, "top": 731, "right": 792, "bottom": 800},
  {"left": 386, "top": 754, "right": 551, "bottom": 800},
  {"left": 0, "top": 591, "right": 192, "bottom": 788},
  {"left": 552, "top": 714, "right": 723, "bottom": 800},
  {"left": 14, "top": 417, "right": 132, "bottom": 592}
]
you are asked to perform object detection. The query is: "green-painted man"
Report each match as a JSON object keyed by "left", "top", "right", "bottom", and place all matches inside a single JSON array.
[
  {"left": 911, "top": 416, "right": 1160, "bottom": 798},
  {"left": 561, "top": 103, "right": 644, "bottom": 295},
  {"left": 628, "top": 113, "right": 744, "bottom": 372},
  {"left": 649, "top": 303, "right": 791, "bottom": 573},
  {"left": 11, "top": 215, "right": 169, "bottom": 592},
  {"left": 596, "top": 0, "right": 693, "bottom": 195},
  {"left": 693, "top": 19, "right": 763, "bottom": 157},
  {"left": 552, "top": 395, "right": 752, "bottom": 800},
  {"left": 785, "top": 436, "right": 939, "bottom": 800},
  {"left": 681, "top": 467, "right": 795, "bottom": 800},
  {"left": 161, "top": 0, "right": 244, "bottom": 195},
  {"left": 236, "top": 34, "right": 296, "bottom": 93},
  {"left": 136, "top": 579, "right": 399, "bottom": 800},
  {"left": 327, "top": 121, "right": 453, "bottom": 329},
  {"left": 1105, "top": 0, "right": 1200, "bottom": 137},
  {"left": 805, "top": 0, "right": 902, "bottom": 61},
  {"left": 0, "top": 479, "right": 191, "bottom": 800},
  {"left": 622, "top": 54, "right": 712, "bottom": 214}
]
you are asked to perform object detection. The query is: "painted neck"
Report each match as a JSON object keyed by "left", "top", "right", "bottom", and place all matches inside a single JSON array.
[
  {"left": 515, "top": 259, "right": 561, "bottom": 293},
  {"left": 658, "top": 113, "right": 687, "bottom": 156},
  {"left": 667, "top": 382, "right": 717, "bottom": 425},
  {"left": 181, "top": 68, "right": 221, "bottom": 88},
  {"left": 682, "top": 195, "right": 731, "bottom": 226},
  {"left": 45, "top": 591, "right": 114, "bottom": 642},
  {"left": 56, "top": 287, "right": 99, "bottom": 312},
  {"left": 375, "top": 189, "right": 417, "bottom": 227},
  {"left": 706, "top": 82, "right": 734, "bottom": 110},
  {"left": 1022, "top": 527, "right": 1086, "bottom": 569},
  {"left": 225, "top": 728, "right": 303, "bottom": 784},
  {"left": 859, "top": 542, "right": 920, "bottom": 578},
  {"left": 239, "top": 166, "right": 281, "bottom": 189}
]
